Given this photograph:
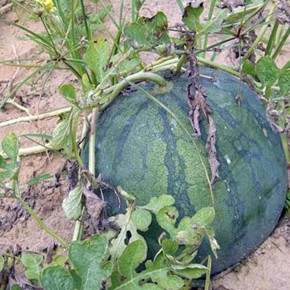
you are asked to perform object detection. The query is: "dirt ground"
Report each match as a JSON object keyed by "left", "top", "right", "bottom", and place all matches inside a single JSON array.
[{"left": 0, "top": 1, "right": 289, "bottom": 289}]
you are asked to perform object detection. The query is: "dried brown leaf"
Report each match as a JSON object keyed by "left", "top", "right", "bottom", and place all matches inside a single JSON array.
[
  {"left": 206, "top": 115, "right": 220, "bottom": 184},
  {"left": 187, "top": 50, "right": 220, "bottom": 184}
]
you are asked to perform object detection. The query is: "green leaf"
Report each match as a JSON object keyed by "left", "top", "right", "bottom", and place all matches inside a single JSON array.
[
  {"left": 192, "top": 207, "right": 215, "bottom": 227},
  {"left": 144, "top": 255, "right": 184, "bottom": 289},
  {"left": 256, "top": 56, "right": 279, "bottom": 86},
  {"left": 197, "top": 10, "right": 227, "bottom": 36},
  {"left": 0, "top": 255, "right": 4, "bottom": 271},
  {"left": 109, "top": 208, "right": 147, "bottom": 261},
  {"left": 124, "top": 12, "right": 170, "bottom": 48},
  {"left": 118, "top": 239, "right": 147, "bottom": 278},
  {"left": 50, "top": 115, "right": 71, "bottom": 150},
  {"left": 62, "top": 181, "right": 83, "bottom": 220},
  {"left": 156, "top": 206, "right": 178, "bottom": 237},
  {"left": 242, "top": 59, "right": 256, "bottom": 77},
  {"left": 140, "top": 195, "right": 175, "bottom": 214},
  {"left": 27, "top": 173, "right": 52, "bottom": 186},
  {"left": 82, "top": 74, "right": 93, "bottom": 91},
  {"left": 40, "top": 266, "right": 74, "bottom": 290},
  {"left": 69, "top": 235, "right": 112, "bottom": 290},
  {"left": 2, "top": 132, "right": 18, "bottom": 166},
  {"left": 70, "top": 269, "right": 82, "bottom": 290},
  {"left": 11, "top": 285, "right": 22, "bottom": 290},
  {"left": 0, "top": 180, "right": 5, "bottom": 188},
  {"left": 141, "top": 284, "right": 163, "bottom": 290},
  {"left": 21, "top": 252, "right": 43, "bottom": 281},
  {"left": 0, "top": 155, "right": 10, "bottom": 171},
  {"left": 131, "top": 208, "right": 152, "bottom": 231},
  {"left": 117, "top": 57, "right": 141, "bottom": 76},
  {"left": 59, "top": 84, "right": 77, "bottom": 103},
  {"left": 278, "top": 69, "right": 290, "bottom": 97},
  {"left": 113, "top": 252, "right": 184, "bottom": 290},
  {"left": 84, "top": 37, "right": 110, "bottom": 83},
  {"left": 161, "top": 239, "right": 179, "bottom": 257},
  {"left": 182, "top": 3, "right": 204, "bottom": 32},
  {"left": 89, "top": 4, "right": 112, "bottom": 23}
]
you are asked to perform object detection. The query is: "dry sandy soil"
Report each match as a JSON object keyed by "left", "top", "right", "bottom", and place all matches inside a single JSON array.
[{"left": 0, "top": 1, "right": 289, "bottom": 289}]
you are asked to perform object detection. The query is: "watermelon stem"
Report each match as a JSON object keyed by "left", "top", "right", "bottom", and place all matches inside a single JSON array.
[{"left": 100, "top": 72, "right": 168, "bottom": 110}]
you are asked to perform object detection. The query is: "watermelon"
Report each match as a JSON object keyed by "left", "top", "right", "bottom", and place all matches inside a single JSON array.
[{"left": 90, "top": 67, "right": 287, "bottom": 274}]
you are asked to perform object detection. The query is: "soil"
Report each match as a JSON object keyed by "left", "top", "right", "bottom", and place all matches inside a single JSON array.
[{"left": 0, "top": 1, "right": 289, "bottom": 289}]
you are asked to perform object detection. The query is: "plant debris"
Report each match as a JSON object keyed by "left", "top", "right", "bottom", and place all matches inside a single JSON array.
[
  {"left": 64, "top": 159, "right": 79, "bottom": 192},
  {"left": 276, "top": 0, "right": 290, "bottom": 24},
  {"left": 183, "top": 31, "right": 220, "bottom": 184},
  {"left": 220, "top": 0, "right": 245, "bottom": 11},
  {"left": 0, "top": 190, "right": 35, "bottom": 231}
]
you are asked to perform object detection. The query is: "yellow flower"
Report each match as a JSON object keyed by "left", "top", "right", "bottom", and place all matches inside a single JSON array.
[{"left": 36, "top": 0, "right": 56, "bottom": 13}]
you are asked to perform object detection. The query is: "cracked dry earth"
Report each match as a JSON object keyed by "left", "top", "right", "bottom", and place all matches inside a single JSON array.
[{"left": 0, "top": 1, "right": 290, "bottom": 289}]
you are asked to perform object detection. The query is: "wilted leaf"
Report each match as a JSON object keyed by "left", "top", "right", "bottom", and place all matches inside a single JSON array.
[
  {"left": 175, "top": 216, "right": 204, "bottom": 246},
  {"left": 278, "top": 68, "right": 290, "bottom": 96},
  {"left": 62, "top": 181, "right": 83, "bottom": 220},
  {"left": 256, "top": 56, "right": 279, "bottom": 86},
  {"left": 69, "top": 235, "right": 112, "bottom": 290},
  {"left": 174, "top": 208, "right": 216, "bottom": 249},
  {"left": 206, "top": 115, "right": 220, "bottom": 184},
  {"left": 205, "top": 226, "right": 220, "bottom": 258},
  {"left": 21, "top": 252, "right": 43, "bottom": 281},
  {"left": 59, "top": 84, "right": 77, "bottom": 103},
  {"left": 40, "top": 266, "right": 74, "bottom": 290}
]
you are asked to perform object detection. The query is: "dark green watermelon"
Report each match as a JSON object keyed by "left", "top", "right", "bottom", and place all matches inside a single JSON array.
[{"left": 91, "top": 67, "right": 287, "bottom": 274}]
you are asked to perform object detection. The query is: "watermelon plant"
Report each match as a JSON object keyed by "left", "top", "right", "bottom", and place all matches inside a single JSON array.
[
  {"left": 91, "top": 67, "right": 288, "bottom": 274},
  {"left": 0, "top": 0, "right": 289, "bottom": 289}
]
